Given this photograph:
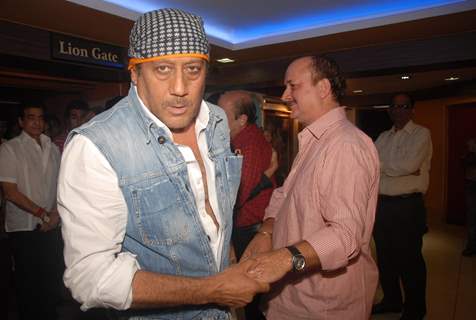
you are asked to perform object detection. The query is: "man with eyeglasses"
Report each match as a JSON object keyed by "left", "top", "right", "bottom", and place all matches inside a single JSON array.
[{"left": 372, "top": 93, "right": 432, "bottom": 320}]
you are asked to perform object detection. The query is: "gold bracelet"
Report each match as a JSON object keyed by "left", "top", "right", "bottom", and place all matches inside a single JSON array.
[{"left": 258, "top": 231, "right": 272, "bottom": 237}]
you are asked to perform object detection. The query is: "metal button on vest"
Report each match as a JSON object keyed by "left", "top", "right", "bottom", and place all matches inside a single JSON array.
[{"left": 157, "top": 136, "right": 166, "bottom": 144}]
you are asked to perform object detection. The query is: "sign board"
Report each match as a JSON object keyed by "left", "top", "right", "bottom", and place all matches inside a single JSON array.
[{"left": 51, "top": 33, "right": 126, "bottom": 69}]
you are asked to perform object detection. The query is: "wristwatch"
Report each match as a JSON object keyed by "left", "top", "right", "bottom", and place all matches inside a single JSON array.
[
  {"left": 286, "top": 245, "right": 306, "bottom": 272},
  {"left": 41, "top": 212, "right": 50, "bottom": 224}
]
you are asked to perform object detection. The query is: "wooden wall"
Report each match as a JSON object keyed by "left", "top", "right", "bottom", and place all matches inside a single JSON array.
[{"left": 415, "top": 94, "right": 476, "bottom": 222}]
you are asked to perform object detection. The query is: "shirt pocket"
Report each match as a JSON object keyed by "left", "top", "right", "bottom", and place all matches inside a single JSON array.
[{"left": 129, "top": 174, "right": 190, "bottom": 246}]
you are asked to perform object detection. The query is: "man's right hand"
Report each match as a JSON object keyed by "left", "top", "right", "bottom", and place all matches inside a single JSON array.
[
  {"left": 39, "top": 210, "right": 60, "bottom": 232},
  {"left": 206, "top": 259, "right": 269, "bottom": 308}
]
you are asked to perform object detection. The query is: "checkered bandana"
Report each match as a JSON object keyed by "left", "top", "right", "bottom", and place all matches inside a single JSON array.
[{"left": 128, "top": 8, "right": 209, "bottom": 69}]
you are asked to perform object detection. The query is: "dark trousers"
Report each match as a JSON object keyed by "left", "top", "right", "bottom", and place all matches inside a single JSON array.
[
  {"left": 232, "top": 223, "right": 265, "bottom": 320},
  {"left": 10, "top": 228, "right": 65, "bottom": 320},
  {"left": 0, "top": 235, "right": 12, "bottom": 320},
  {"left": 373, "top": 193, "right": 427, "bottom": 317}
]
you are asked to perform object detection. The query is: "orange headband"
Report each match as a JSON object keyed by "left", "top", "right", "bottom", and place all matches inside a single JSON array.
[{"left": 128, "top": 53, "right": 209, "bottom": 70}]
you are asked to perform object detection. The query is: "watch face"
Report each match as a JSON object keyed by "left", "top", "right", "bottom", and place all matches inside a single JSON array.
[{"left": 293, "top": 255, "right": 306, "bottom": 271}]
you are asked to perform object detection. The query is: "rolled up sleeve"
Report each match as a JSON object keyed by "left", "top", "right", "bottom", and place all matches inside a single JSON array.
[
  {"left": 58, "top": 135, "right": 139, "bottom": 310},
  {"left": 305, "top": 143, "right": 376, "bottom": 271}
]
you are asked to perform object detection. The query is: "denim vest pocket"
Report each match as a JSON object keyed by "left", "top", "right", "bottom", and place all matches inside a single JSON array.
[{"left": 129, "top": 175, "right": 189, "bottom": 246}]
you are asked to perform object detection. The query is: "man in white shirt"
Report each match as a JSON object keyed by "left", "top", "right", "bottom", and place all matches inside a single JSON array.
[
  {"left": 372, "top": 93, "right": 432, "bottom": 320},
  {"left": 0, "top": 103, "right": 63, "bottom": 320},
  {"left": 57, "top": 8, "right": 268, "bottom": 320}
]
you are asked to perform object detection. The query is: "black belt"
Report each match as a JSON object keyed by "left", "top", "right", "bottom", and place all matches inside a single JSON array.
[{"left": 379, "top": 192, "right": 422, "bottom": 200}]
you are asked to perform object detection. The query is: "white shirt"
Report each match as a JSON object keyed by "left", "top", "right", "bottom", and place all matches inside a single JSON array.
[
  {"left": 58, "top": 93, "right": 223, "bottom": 311},
  {"left": 0, "top": 131, "right": 60, "bottom": 232},
  {"left": 375, "top": 120, "right": 432, "bottom": 196}
]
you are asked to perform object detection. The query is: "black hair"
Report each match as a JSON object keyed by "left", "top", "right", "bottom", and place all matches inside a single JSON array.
[
  {"left": 392, "top": 93, "right": 415, "bottom": 108},
  {"left": 18, "top": 101, "right": 45, "bottom": 119}
]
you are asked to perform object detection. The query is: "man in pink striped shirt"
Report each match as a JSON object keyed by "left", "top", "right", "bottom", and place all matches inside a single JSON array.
[{"left": 242, "top": 55, "right": 380, "bottom": 320}]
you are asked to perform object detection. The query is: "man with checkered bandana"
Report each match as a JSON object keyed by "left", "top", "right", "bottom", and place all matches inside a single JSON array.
[{"left": 58, "top": 8, "right": 268, "bottom": 320}]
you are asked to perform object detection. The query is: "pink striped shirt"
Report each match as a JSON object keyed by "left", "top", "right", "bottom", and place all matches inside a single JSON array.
[{"left": 264, "top": 107, "right": 379, "bottom": 320}]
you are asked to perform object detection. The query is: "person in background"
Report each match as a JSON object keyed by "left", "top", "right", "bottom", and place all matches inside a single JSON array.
[
  {"left": 0, "top": 118, "right": 10, "bottom": 320},
  {"left": 53, "top": 99, "right": 90, "bottom": 152},
  {"left": 57, "top": 9, "right": 268, "bottom": 320},
  {"left": 44, "top": 114, "right": 62, "bottom": 140},
  {"left": 462, "top": 137, "right": 476, "bottom": 256},
  {"left": 241, "top": 55, "right": 380, "bottom": 320},
  {"left": 0, "top": 102, "right": 63, "bottom": 320},
  {"left": 218, "top": 90, "right": 276, "bottom": 320},
  {"left": 263, "top": 123, "right": 283, "bottom": 185},
  {"left": 372, "top": 93, "right": 432, "bottom": 320}
]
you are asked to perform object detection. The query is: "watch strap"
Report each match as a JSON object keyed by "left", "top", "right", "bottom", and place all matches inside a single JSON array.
[{"left": 286, "top": 245, "right": 302, "bottom": 257}]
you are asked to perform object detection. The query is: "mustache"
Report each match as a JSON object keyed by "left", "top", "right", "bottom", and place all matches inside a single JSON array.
[{"left": 162, "top": 98, "right": 191, "bottom": 107}]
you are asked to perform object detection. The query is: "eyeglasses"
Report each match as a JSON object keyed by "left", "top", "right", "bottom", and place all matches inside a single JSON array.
[{"left": 389, "top": 104, "right": 412, "bottom": 110}]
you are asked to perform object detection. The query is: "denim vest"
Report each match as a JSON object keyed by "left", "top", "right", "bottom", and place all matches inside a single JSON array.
[{"left": 71, "top": 88, "right": 242, "bottom": 320}]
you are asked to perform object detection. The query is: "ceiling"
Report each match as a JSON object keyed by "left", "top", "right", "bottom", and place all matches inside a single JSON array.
[
  {"left": 56, "top": 0, "right": 476, "bottom": 102},
  {"left": 68, "top": 0, "right": 476, "bottom": 49},
  {"left": 1, "top": 0, "right": 476, "bottom": 105}
]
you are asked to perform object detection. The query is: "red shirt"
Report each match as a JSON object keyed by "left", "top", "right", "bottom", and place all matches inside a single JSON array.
[{"left": 232, "top": 124, "right": 274, "bottom": 227}]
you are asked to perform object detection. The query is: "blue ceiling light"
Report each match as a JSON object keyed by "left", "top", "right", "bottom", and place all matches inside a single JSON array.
[
  {"left": 69, "top": 0, "right": 474, "bottom": 49},
  {"left": 232, "top": 0, "right": 465, "bottom": 42}
]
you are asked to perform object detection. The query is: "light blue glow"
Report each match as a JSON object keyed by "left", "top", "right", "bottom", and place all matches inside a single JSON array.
[
  {"left": 102, "top": 0, "right": 466, "bottom": 44},
  {"left": 233, "top": 0, "right": 465, "bottom": 43}
]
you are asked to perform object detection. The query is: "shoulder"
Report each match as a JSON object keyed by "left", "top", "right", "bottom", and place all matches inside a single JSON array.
[
  {"left": 207, "top": 101, "right": 227, "bottom": 121},
  {"left": 334, "top": 120, "right": 374, "bottom": 146},
  {"left": 51, "top": 141, "right": 61, "bottom": 158},
  {"left": 206, "top": 101, "right": 230, "bottom": 135},
  {"left": 326, "top": 121, "right": 378, "bottom": 160},
  {"left": 0, "top": 135, "right": 22, "bottom": 151},
  {"left": 410, "top": 123, "right": 431, "bottom": 141}
]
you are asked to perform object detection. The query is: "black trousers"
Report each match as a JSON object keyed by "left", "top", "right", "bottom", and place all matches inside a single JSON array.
[
  {"left": 373, "top": 193, "right": 427, "bottom": 317},
  {"left": 232, "top": 223, "right": 265, "bottom": 320},
  {"left": 9, "top": 228, "right": 65, "bottom": 320},
  {"left": 0, "top": 235, "right": 12, "bottom": 320}
]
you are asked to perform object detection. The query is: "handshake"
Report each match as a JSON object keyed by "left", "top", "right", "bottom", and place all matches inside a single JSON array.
[{"left": 208, "top": 231, "right": 292, "bottom": 308}]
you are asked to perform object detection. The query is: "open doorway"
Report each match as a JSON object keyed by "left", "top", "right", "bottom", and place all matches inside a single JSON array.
[{"left": 446, "top": 103, "right": 476, "bottom": 224}]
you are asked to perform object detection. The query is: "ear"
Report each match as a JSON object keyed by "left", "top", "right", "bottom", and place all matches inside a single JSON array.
[
  {"left": 130, "top": 67, "right": 138, "bottom": 86},
  {"left": 317, "top": 78, "right": 332, "bottom": 99},
  {"left": 18, "top": 117, "right": 24, "bottom": 129}
]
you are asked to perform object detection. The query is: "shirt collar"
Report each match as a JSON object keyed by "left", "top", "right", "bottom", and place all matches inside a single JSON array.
[
  {"left": 19, "top": 130, "right": 50, "bottom": 146},
  {"left": 133, "top": 86, "right": 210, "bottom": 141},
  {"left": 302, "top": 107, "right": 347, "bottom": 140},
  {"left": 391, "top": 120, "right": 417, "bottom": 134}
]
